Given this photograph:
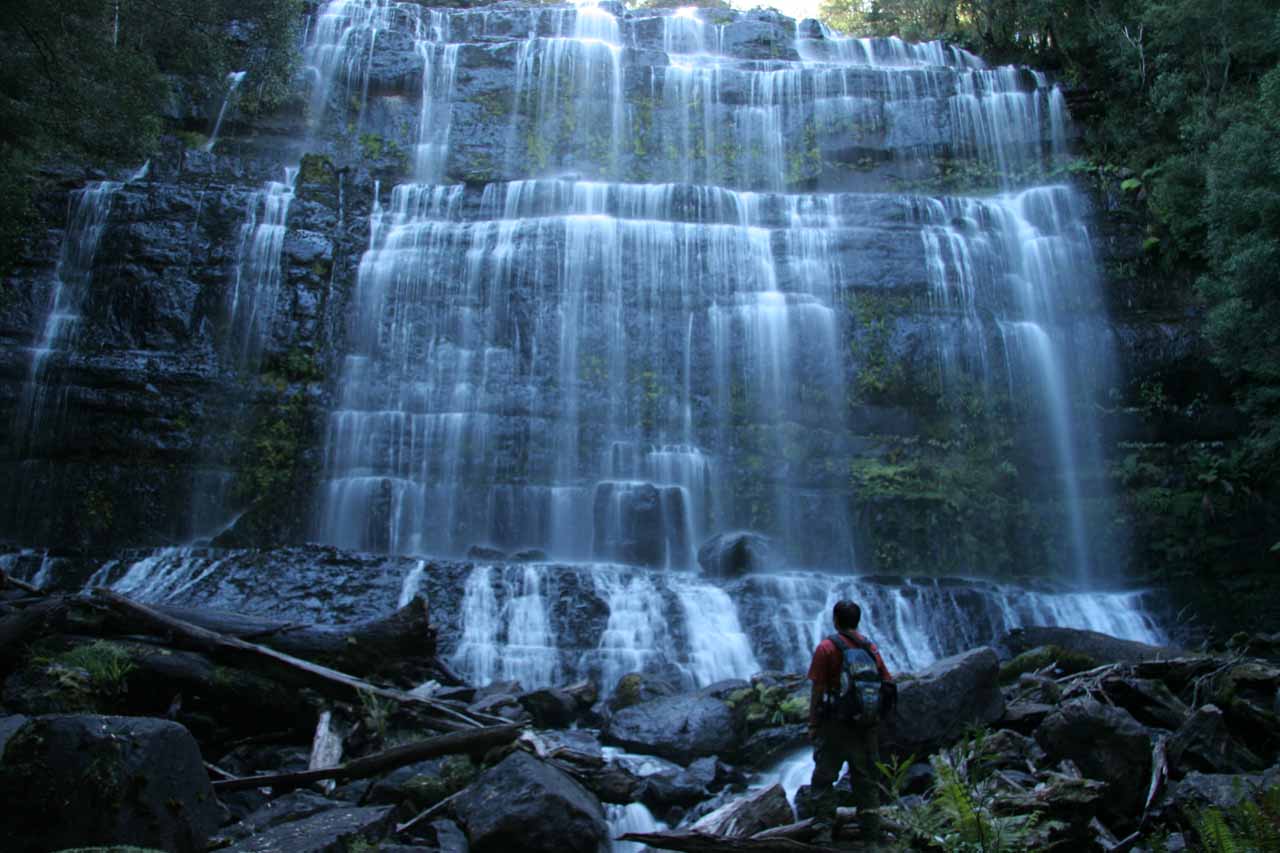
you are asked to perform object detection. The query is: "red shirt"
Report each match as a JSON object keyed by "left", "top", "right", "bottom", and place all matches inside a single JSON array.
[{"left": 807, "top": 630, "right": 894, "bottom": 692}]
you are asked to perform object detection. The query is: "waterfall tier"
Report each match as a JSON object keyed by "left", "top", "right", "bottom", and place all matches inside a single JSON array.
[{"left": 54, "top": 546, "right": 1165, "bottom": 693}]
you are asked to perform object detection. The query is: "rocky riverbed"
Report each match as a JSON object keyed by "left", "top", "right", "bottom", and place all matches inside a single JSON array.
[{"left": 1, "top": 576, "right": 1276, "bottom": 852}]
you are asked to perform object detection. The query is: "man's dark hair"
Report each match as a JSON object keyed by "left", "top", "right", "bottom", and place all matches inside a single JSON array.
[{"left": 833, "top": 600, "right": 861, "bottom": 630}]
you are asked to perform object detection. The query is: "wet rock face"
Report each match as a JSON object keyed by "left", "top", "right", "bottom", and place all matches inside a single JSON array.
[
  {"left": 452, "top": 750, "right": 609, "bottom": 853},
  {"left": 697, "top": 531, "right": 775, "bottom": 578},
  {"left": 603, "top": 693, "right": 739, "bottom": 763},
  {"left": 0, "top": 714, "right": 223, "bottom": 853}
]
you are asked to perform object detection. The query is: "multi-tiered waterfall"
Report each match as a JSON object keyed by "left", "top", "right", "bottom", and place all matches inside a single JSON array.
[
  {"left": 311, "top": 0, "right": 1112, "bottom": 577},
  {"left": 4, "top": 1, "right": 1162, "bottom": 692}
]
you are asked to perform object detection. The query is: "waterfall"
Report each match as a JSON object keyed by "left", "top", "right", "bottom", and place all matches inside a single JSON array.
[
  {"left": 13, "top": 181, "right": 122, "bottom": 452},
  {"left": 204, "top": 70, "right": 247, "bottom": 153},
  {"left": 607, "top": 802, "right": 666, "bottom": 853}
]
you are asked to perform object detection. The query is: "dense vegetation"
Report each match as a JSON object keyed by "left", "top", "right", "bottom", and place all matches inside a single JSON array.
[{"left": 0, "top": 0, "right": 302, "bottom": 272}]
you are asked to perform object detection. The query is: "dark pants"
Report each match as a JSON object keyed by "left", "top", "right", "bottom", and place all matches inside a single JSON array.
[{"left": 810, "top": 719, "right": 881, "bottom": 834}]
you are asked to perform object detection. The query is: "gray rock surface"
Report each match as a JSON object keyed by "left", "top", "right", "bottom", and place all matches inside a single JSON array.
[
  {"left": 604, "top": 694, "right": 739, "bottom": 763},
  {"left": 883, "top": 646, "right": 1005, "bottom": 757},
  {"left": 452, "top": 750, "right": 608, "bottom": 853},
  {"left": 0, "top": 714, "right": 223, "bottom": 853},
  {"left": 224, "top": 805, "right": 394, "bottom": 853},
  {"left": 697, "top": 531, "right": 776, "bottom": 578},
  {"left": 1167, "top": 704, "right": 1264, "bottom": 776}
]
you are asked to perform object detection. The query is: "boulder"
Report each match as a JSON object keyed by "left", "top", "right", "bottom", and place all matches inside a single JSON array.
[
  {"left": 466, "top": 545, "right": 507, "bottom": 561},
  {"left": 366, "top": 754, "right": 478, "bottom": 809},
  {"left": 983, "top": 729, "right": 1046, "bottom": 771},
  {"left": 690, "top": 783, "right": 793, "bottom": 837},
  {"left": 224, "top": 805, "right": 395, "bottom": 852},
  {"left": 606, "top": 671, "right": 680, "bottom": 713},
  {"left": 604, "top": 694, "right": 739, "bottom": 764},
  {"left": 1001, "top": 701, "right": 1055, "bottom": 735},
  {"left": 213, "top": 791, "right": 345, "bottom": 845},
  {"left": 0, "top": 714, "right": 223, "bottom": 853},
  {"left": 519, "top": 687, "right": 579, "bottom": 728},
  {"left": 997, "top": 626, "right": 1174, "bottom": 665},
  {"left": 1100, "top": 675, "right": 1190, "bottom": 730},
  {"left": 452, "top": 750, "right": 608, "bottom": 853},
  {"left": 882, "top": 647, "right": 1004, "bottom": 757},
  {"left": 511, "top": 548, "right": 548, "bottom": 562},
  {"left": 1209, "top": 661, "right": 1280, "bottom": 755},
  {"left": 640, "top": 755, "right": 740, "bottom": 809},
  {"left": 738, "top": 724, "right": 808, "bottom": 769},
  {"left": 1167, "top": 704, "right": 1264, "bottom": 777},
  {"left": 1167, "top": 768, "right": 1277, "bottom": 815},
  {"left": 1035, "top": 697, "right": 1152, "bottom": 823},
  {"left": 697, "top": 531, "right": 775, "bottom": 578}
]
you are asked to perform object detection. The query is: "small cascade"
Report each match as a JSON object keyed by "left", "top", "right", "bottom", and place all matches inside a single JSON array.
[
  {"left": 87, "top": 547, "right": 227, "bottom": 604},
  {"left": 397, "top": 559, "right": 427, "bottom": 607},
  {"left": 607, "top": 802, "right": 667, "bottom": 853},
  {"left": 204, "top": 70, "right": 247, "bottom": 152},
  {"left": 757, "top": 748, "right": 817, "bottom": 809},
  {"left": 590, "top": 568, "right": 679, "bottom": 692},
  {"left": 226, "top": 169, "right": 297, "bottom": 367},
  {"left": 63, "top": 550, "right": 1165, "bottom": 693},
  {"left": 450, "top": 564, "right": 560, "bottom": 687},
  {"left": 13, "top": 181, "right": 122, "bottom": 451},
  {"left": 672, "top": 578, "right": 761, "bottom": 687}
]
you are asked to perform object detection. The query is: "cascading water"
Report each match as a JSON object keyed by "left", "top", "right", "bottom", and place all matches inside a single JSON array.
[
  {"left": 12, "top": 181, "right": 123, "bottom": 452},
  {"left": 204, "top": 70, "right": 247, "bottom": 153},
  {"left": 80, "top": 547, "right": 1165, "bottom": 691}
]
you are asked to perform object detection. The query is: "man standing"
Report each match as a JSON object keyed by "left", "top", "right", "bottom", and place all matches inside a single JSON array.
[{"left": 805, "top": 599, "right": 896, "bottom": 838}]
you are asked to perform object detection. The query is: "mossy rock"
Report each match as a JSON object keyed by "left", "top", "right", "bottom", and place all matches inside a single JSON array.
[
  {"left": 999, "top": 645, "right": 1097, "bottom": 685},
  {"left": 403, "top": 755, "right": 478, "bottom": 810}
]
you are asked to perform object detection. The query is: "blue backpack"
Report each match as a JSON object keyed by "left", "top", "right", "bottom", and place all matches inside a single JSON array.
[{"left": 825, "top": 632, "right": 883, "bottom": 726}]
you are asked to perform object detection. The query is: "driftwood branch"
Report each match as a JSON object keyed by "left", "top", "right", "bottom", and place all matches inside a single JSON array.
[
  {"left": 213, "top": 722, "right": 523, "bottom": 793},
  {"left": 0, "top": 570, "right": 43, "bottom": 596},
  {"left": 92, "top": 588, "right": 498, "bottom": 731}
]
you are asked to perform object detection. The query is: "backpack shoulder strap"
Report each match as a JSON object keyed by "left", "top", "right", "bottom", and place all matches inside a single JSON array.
[{"left": 827, "top": 632, "right": 852, "bottom": 653}]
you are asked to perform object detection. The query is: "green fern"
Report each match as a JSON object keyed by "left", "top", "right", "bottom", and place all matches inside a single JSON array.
[
  {"left": 1197, "top": 808, "right": 1243, "bottom": 853},
  {"left": 1193, "top": 786, "right": 1280, "bottom": 853}
]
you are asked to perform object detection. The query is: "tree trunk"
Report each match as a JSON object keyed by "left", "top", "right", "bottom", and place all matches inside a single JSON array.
[
  {"left": 141, "top": 596, "right": 438, "bottom": 678},
  {"left": 212, "top": 723, "right": 524, "bottom": 792},
  {"left": 93, "top": 589, "right": 502, "bottom": 731}
]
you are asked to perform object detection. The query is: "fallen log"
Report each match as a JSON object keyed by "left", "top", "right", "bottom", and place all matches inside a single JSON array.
[
  {"left": 213, "top": 722, "right": 523, "bottom": 792},
  {"left": 0, "top": 597, "right": 68, "bottom": 664},
  {"left": 617, "top": 830, "right": 842, "bottom": 852},
  {"left": 93, "top": 588, "right": 503, "bottom": 731},
  {"left": 0, "top": 570, "right": 43, "bottom": 595},
  {"left": 139, "top": 597, "right": 439, "bottom": 679}
]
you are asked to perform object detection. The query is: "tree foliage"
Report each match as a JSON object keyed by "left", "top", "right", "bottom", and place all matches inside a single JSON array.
[{"left": 0, "top": 0, "right": 302, "bottom": 271}]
